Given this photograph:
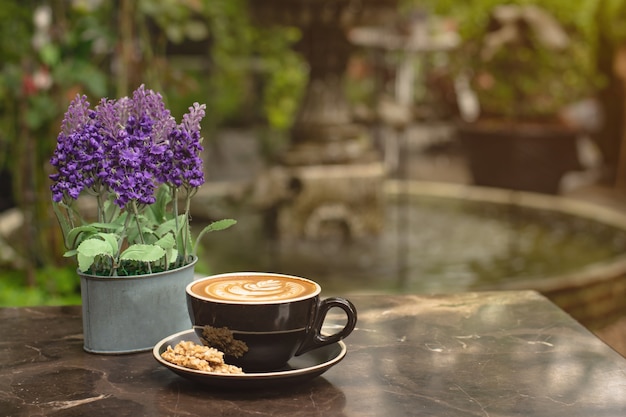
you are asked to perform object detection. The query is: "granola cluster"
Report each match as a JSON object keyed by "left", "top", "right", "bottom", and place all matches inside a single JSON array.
[
  {"left": 161, "top": 340, "right": 244, "bottom": 374},
  {"left": 201, "top": 325, "right": 248, "bottom": 358}
]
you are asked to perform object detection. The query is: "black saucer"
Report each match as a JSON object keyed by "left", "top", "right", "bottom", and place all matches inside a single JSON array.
[{"left": 153, "top": 329, "right": 347, "bottom": 389}]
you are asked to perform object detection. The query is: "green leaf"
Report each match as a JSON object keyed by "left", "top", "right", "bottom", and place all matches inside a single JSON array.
[
  {"left": 75, "top": 237, "right": 114, "bottom": 272},
  {"left": 154, "top": 234, "right": 177, "bottom": 265},
  {"left": 103, "top": 197, "right": 122, "bottom": 223},
  {"left": 201, "top": 219, "right": 237, "bottom": 233},
  {"left": 120, "top": 244, "right": 166, "bottom": 263},
  {"left": 52, "top": 202, "right": 72, "bottom": 245},
  {"left": 155, "top": 233, "right": 176, "bottom": 250},
  {"left": 77, "top": 252, "right": 95, "bottom": 272},
  {"left": 77, "top": 238, "right": 115, "bottom": 258},
  {"left": 193, "top": 219, "right": 236, "bottom": 255},
  {"left": 96, "top": 232, "right": 119, "bottom": 254},
  {"left": 154, "top": 217, "right": 177, "bottom": 238},
  {"left": 66, "top": 225, "right": 99, "bottom": 250},
  {"left": 125, "top": 214, "right": 157, "bottom": 245},
  {"left": 90, "top": 222, "right": 122, "bottom": 231},
  {"left": 175, "top": 214, "right": 193, "bottom": 257},
  {"left": 146, "top": 184, "right": 173, "bottom": 223},
  {"left": 167, "top": 249, "right": 178, "bottom": 265}
]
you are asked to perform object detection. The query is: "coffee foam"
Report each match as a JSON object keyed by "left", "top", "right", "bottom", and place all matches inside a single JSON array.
[{"left": 191, "top": 275, "right": 318, "bottom": 302}]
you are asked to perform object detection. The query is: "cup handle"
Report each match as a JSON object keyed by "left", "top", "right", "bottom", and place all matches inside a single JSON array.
[{"left": 295, "top": 297, "right": 357, "bottom": 356}]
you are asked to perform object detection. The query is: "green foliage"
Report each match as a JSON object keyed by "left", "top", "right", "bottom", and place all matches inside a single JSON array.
[
  {"left": 253, "top": 27, "right": 307, "bottom": 130},
  {"left": 1, "top": 0, "right": 302, "bottom": 301},
  {"left": 0, "top": 266, "right": 81, "bottom": 307},
  {"left": 410, "top": 0, "right": 597, "bottom": 39},
  {"left": 472, "top": 23, "right": 596, "bottom": 119},
  {"left": 409, "top": 0, "right": 601, "bottom": 120},
  {"left": 193, "top": 218, "right": 238, "bottom": 254},
  {"left": 55, "top": 185, "right": 236, "bottom": 276},
  {"left": 139, "top": 0, "right": 210, "bottom": 43},
  {"left": 593, "top": 0, "right": 626, "bottom": 51},
  {"left": 198, "top": 0, "right": 306, "bottom": 131}
]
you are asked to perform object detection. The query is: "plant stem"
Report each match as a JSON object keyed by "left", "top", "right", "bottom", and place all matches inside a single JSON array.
[
  {"left": 171, "top": 186, "right": 181, "bottom": 267},
  {"left": 130, "top": 200, "right": 152, "bottom": 274},
  {"left": 183, "top": 187, "right": 193, "bottom": 263},
  {"left": 110, "top": 211, "right": 133, "bottom": 276},
  {"left": 96, "top": 188, "right": 104, "bottom": 223}
]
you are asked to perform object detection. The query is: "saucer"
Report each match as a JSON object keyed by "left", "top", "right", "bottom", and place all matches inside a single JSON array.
[{"left": 153, "top": 329, "right": 347, "bottom": 389}]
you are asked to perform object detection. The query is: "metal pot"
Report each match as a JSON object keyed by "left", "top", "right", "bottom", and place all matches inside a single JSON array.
[{"left": 79, "top": 257, "right": 197, "bottom": 354}]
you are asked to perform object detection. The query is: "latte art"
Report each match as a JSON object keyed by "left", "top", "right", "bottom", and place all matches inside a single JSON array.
[
  {"left": 192, "top": 275, "right": 318, "bottom": 302},
  {"left": 217, "top": 279, "right": 300, "bottom": 300}
]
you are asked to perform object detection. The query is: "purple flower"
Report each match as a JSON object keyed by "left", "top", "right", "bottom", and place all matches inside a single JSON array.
[
  {"left": 48, "top": 85, "right": 230, "bottom": 277},
  {"left": 50, "top": 97, "right": 105, "bottom": 202},
  {"left": 159, "top": 103, "right": 206, "bottom": 189},
  {"left": 160, "top": 128, "right": 205, "bottom": 188},
  {"left": 60, "top": 94, "right": 91, "bottom": 135},
  {"left": 100, "top": 114, "right": 160, "bottom": 206},
  {"left": 130, "top": 85, "right": 176, "bottom": 145},
  {"left": 49, "top": 85, "right": 207, "bottom": 208}
]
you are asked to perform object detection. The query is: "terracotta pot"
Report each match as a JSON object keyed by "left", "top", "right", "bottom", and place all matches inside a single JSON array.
[
  {"left": 79, "top": 257, "right": 197, "bottom": 354},
  {"left": 457, "top": 121, "right": 581, "bottom": 194}
]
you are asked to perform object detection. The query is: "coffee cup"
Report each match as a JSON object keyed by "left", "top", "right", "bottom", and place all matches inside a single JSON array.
[{"left": 186, "top": 272, "right": 357, "bottom": 372}]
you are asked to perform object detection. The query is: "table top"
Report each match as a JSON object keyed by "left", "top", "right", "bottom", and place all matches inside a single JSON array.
[{"left": 2, "top": 290, "right": 626, "bottom": 416}]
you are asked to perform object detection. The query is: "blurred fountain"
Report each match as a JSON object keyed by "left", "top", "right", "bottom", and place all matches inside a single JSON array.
[{"left": 249, "top": 0, "right": 398, "bottom": 240}]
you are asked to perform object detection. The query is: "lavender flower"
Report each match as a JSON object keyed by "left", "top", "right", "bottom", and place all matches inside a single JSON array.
[
  {"left": 48, "top": 85, "right": 234, "bottom": 277},
  {"left": 50, "top": 97, "right": 105, "bottom": 202},
  {"left": 49, "top": 84, "right": 203, "bottom": 207},
  {"left": 159, "top": 103, "right": 206, "bottom": 189}
]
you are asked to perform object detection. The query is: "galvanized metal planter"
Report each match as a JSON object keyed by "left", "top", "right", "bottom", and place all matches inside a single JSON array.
[{"left": 79, "top": 257, "right": 197, "bottom": 354}]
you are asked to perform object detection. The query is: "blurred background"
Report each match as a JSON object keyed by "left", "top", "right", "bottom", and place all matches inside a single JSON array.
[
  {"left": 2, "top": 0, "right": 626, "bottom": 352},
  {"left": 0, "top": 0, "right": 308, "bottom": 304}
]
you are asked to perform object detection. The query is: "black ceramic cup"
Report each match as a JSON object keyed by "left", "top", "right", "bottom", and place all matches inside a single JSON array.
[{"left": 186, "top": 272, "right": 357, "bottom": 372}]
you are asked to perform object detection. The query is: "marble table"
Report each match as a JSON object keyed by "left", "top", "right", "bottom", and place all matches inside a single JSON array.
[{"left": 2, "top": 290, "right": 626, "bottom": 416}]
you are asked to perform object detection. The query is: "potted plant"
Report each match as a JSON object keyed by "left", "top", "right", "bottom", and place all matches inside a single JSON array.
[
  {"left": 49, "top": 85, "right": 236, "bottom": 354},
  {"left": 450, "top": 3, "right": 600, "bottom": 193}
]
